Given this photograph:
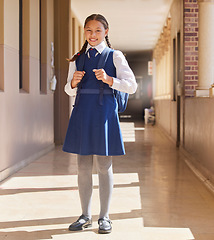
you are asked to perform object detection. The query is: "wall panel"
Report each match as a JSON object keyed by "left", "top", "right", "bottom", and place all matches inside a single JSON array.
[
  {"left": 0, "top": 0, "right": 4, "bottom": 91},
  {"left": 185, "top": 98, "right": 214, "bottom": 183},
  {"left": 0, "top": 0, "right": 54, "bottom": 182}
]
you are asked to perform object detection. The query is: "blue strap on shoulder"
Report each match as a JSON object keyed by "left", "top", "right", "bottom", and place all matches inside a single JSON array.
[
  {"left": 74, "top": 53, "right": 86, "bottom": 106},
  {"left": 74, "top": 47, "right": 129, "bottom": 113},
  {"left": 76, "top": 47, "right": 111, "bottom": 72},
  {"left": 97, "top": 47, "right": 111, "bottom": 105},
  {"left": 76, "top": 53, "right": 86, "bottom": 71},
  {"left": 74, "top": 47, "right": 112, "bottom": 106},
  {"left": 98, "top": 48, "right": 129, "bottom": 112},
  {"left": 97, "top": 47, "right": 111, "bottom": 69}
]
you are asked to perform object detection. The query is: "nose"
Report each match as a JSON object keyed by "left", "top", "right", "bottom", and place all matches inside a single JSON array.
[{"left": 91, "top": 31, "right": 96, "bottom": 37}]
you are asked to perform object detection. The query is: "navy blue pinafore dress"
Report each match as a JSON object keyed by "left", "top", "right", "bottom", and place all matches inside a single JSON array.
[{"left": 63, "top": 47, "right": 125, "bottom": 156}]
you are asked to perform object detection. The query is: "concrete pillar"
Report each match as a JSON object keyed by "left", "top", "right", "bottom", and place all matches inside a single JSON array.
[{"left": 196, "top": 0, "right": 214, "bottom": 97}]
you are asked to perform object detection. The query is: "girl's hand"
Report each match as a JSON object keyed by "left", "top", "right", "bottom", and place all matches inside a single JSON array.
[
  {"left": 71, "top": 71, "right": 85, "bottom": 88},
  {"left": 93, "top": 69, "right": 113, "bottom": 86}
]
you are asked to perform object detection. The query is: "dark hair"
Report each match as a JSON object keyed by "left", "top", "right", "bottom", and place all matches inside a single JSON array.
[{"left": 68, "top": 14, "right": 113, "bottom": 62}]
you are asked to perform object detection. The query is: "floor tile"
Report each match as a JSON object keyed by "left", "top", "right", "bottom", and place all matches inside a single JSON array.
[{"left": 1, "top": 121, "right": 214, "bottom": 239}]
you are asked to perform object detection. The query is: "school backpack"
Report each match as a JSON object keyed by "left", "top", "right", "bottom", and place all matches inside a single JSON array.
[{"left": 76, "top": 47, "right": 129, "bottom": 113}]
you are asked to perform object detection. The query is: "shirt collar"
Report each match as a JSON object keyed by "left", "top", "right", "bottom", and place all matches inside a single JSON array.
[{"left": 85, "top": 41, "right": 106, "bottom": 54}]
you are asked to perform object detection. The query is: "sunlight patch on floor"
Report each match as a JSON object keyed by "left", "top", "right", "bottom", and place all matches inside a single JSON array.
[
  {"left": 120, "top": 122, "right": 145, "bottom": 142},
  {"left": 0, "top": 173, "right": 139, "bottom": 190},
  {"left": 142, "top": 227, "right": 194, "bottom": 240},
  {"left": 0, "top": 123, "right": 198, "bottom": 240},
  {"left": 0, "top": 223, "right": 194, "bottom": 240},
  {"left": 0, "top": 175, "right": 78, "bottom": 189}
]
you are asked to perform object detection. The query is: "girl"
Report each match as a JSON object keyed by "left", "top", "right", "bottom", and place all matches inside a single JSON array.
[{"left": 63, "top": 14, "right": 137, "bottom": 234}]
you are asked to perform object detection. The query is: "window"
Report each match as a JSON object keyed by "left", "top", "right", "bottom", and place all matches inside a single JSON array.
[
  {"left": 177, "top": 32, "right": 181, "bottom": 87},
  {"left": 172, "top": 32, "right": 181, "bottom": 101},
  {"left": 173, "top": 38, "right": 176, "bottom": 101},
  {"left": 39, "top": 0, "right": 41, "bottom": 91},
  {"left": 19, "top": 0, "right": 23, "bottom": 89},
  {"left": 19, "top": 0, "right": 30, "bottom": 92},
  {"left": 0, "top": 0, "right": 4, "bottom": 91},
  {"left": 78, "top": 25, "right": 82, "bottom": 50},
  {"left": 72, "top": 17, "right": 75, "bottom": 55},
  {"left": 40, "top": 0, "right": 47, "bottom": 94}
]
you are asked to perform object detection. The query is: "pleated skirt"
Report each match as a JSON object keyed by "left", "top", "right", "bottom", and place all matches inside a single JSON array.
[{"left": 62, "top": 92, "right": 125, "bottom": 156}]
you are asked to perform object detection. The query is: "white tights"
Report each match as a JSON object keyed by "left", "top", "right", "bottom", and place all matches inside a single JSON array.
[{"left": 77, "top": 155, "right": 113, "bottom": 219}]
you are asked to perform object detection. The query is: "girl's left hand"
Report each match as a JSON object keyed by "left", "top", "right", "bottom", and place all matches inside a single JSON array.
[{"left": 93, "top": 69, "right": 113, "bottom": 87}]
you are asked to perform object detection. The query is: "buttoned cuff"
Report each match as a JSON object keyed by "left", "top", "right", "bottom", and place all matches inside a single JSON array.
[
  {"left": 111, "top": 77, "right": 121, "bottom": 90},
  {"left": 64, "top": 82, "right": 77, "bottom": 96}
]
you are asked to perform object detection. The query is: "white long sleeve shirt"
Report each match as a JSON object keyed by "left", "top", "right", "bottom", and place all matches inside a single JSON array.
[{"left": 64, "top": 41, "right": 137, "bottom": 96}]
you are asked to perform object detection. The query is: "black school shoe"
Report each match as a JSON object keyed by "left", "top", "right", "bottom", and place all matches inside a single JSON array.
[
  {"left": 98, "top": 217, "right": 112, "bottom": 234},
  {"left": 68, "top": 215, "right": 92, "bottom": 231}
]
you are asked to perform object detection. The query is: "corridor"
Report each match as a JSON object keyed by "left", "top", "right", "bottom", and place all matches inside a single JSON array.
[{"left": 0, "top": 120, "right": 214, "bottom": 240}]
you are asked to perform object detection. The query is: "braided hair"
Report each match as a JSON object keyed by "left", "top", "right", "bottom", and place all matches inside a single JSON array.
[{"left": 69, "top": 14, "right": 113, "bottom": 62}]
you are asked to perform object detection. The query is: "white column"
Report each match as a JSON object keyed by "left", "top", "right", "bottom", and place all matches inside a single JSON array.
[{"left": 196, "top": 0, "right": 214, "bottom": 97}]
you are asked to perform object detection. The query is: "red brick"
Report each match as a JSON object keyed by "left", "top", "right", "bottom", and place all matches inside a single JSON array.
[
  {"left": 185, "top": 42, "right": 197, "bottom": 46},
  {"left": 185, "top": 13, "right": 198, "bottom": 18},
  {"left": 185, "top": 71, "right": 198, "bottom": 75},
  {"left": 185, "top": 23, "right": 197, "bottom": 27},
  {"left": 185, "top": 4, "right": 198, "bottom": 8},
  {"left": 185, "top": 32, "right": 197, "bottom": 37},
  {"left": 185, "top": 52, "right": 198, "bottom": 56},
  {"left": 182, "top": 0, "right": 198, "bottom": 97},
  {"left": 185, "top": 62, "right": 198, "bottom": 65},
  {"left": 185, "top": 81, "right": 198, "bottom": 85}
]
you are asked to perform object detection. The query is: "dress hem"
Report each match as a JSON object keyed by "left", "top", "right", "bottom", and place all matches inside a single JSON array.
[{"left": 62, "top": 148, "right": 125, "bottom": 156}]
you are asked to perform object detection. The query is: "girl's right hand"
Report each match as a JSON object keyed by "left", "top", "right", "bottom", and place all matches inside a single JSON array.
[{"left": 71, "top": 71, "right": 85, "bottom": 88}]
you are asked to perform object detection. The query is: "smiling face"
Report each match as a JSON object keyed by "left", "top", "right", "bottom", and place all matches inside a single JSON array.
[{"left": 84, "top": 20, "right": 108, "bottom": 47}]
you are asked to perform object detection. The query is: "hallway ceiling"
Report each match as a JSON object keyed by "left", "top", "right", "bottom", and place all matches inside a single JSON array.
[{"left": 71, "top": 0, "right": 173, "bottom": 53}]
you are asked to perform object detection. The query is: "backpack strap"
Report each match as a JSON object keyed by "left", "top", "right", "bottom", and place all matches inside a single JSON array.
[
  {"left": 76, "top": 53, "right": 86, "bottom": 71},
  {"left": 97, "top": 47, "right": 111, "bottom": 69},
  {"left": 75, "top": 53, "right": 86, "bottom": 90},
  {"left": 74, "top": 47, "right": 112, "bottom": 107},
  {"left": 97, "top": 47, "right": 112, "bottom": 105},
  {"left": 73, "top": 53, "right": 86, "bottom": 107}
]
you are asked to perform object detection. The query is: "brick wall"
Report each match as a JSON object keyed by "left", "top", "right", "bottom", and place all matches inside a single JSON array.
[{"left": 184, "top": 0, "right": 199, "bottom": 97}]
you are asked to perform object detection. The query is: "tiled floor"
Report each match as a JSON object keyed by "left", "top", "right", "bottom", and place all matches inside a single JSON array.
[{"left": 1, "top": 121, "right": 214, "bottom": 239}]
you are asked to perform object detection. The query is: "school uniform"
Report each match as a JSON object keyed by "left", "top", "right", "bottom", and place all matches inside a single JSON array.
[
  {"left": 63, "top": 41, "right": 137, "bottom": 227},
  {"left": 63, "top": 41, "right": 137, "bottom": 156}
]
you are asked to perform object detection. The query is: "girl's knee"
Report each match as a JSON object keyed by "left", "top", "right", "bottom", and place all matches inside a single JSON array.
[
  {"left": 77, "top": 155, "right": 93, "bottom": 173},
  {"left": 96, "top": 156, "right": 113, "bottom": 175}
]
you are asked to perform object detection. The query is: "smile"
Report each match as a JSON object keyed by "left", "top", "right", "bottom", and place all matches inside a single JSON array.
[{"left": 89, "top": 38, "right": 97, "bottom": 42}]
